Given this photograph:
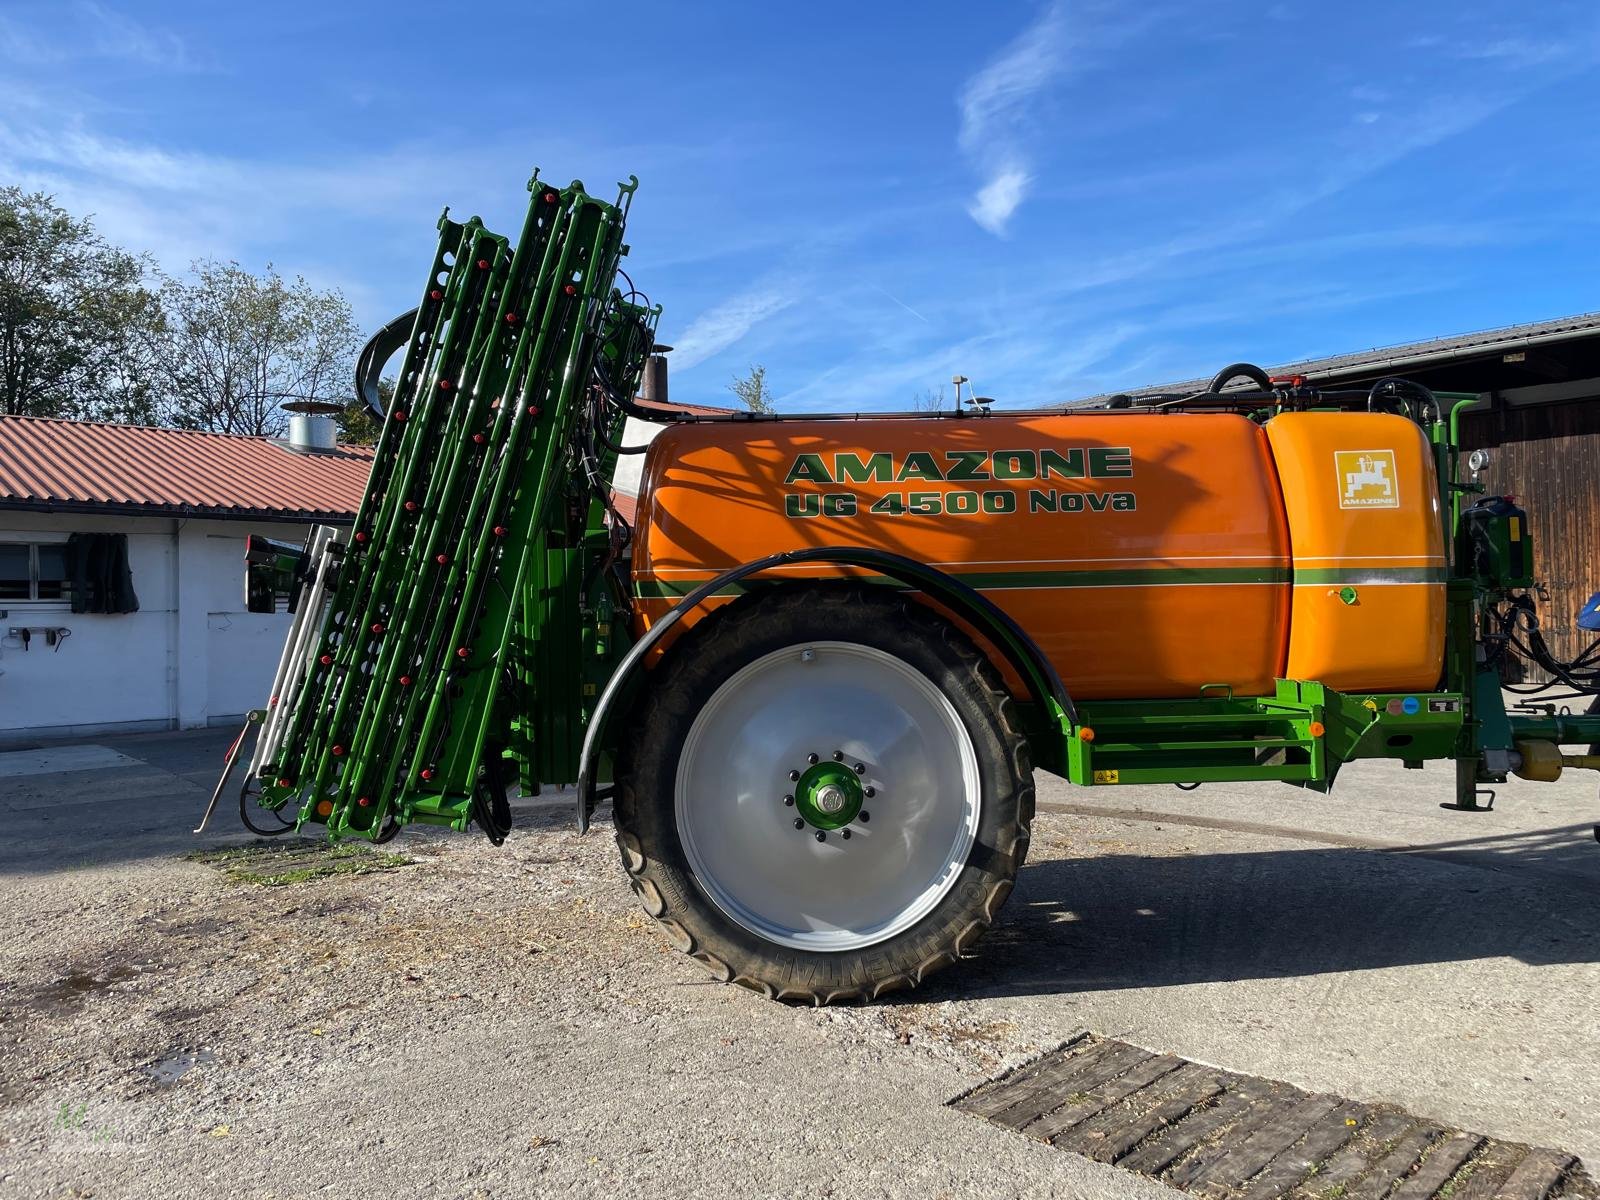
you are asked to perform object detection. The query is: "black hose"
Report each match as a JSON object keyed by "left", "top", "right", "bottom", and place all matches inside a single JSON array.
[
  {"left": 470, "top": 754, "right": 513, "bottom": 846},
  {"left": 239, "top": 781, "right": 298, "bottom": 836},
  {"left": 1497, "top": 595, "right": 1600, "bottom": 695},
  {"left": 1208, "top": 363, "right": 1273, "bottom": 392},
  {"left": 354, "top": 307, "right": 421, "bottom": 419},
  {"left": 1367, "top": 377, "right": 1439, "bottom": 424}
]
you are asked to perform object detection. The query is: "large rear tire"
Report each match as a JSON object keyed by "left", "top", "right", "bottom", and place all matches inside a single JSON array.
[{"left": 614, "top": 585, "right": 1033, "bottom": 1004}]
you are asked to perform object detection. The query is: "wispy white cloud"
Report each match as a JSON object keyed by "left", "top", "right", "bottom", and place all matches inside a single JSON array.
[
  {"left": 668, "top": 283, "right": 800, "bottom": 370},
  {"left": 1454, "top": 36, "right": 1570, "bottom": 69},
  {"left": 956, "top": 1, "right": 1068, "bottom": 235},
  {"left": 0, "top": 2, "right": 199, "bottom": 70},
  {"left": 968, "top": 168, "right": 1031, "bottom": 236}
]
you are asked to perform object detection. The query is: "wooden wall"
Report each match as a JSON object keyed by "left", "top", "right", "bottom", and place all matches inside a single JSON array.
[{"left": 1461, "top": 397, "right": 1600, "bottom": 675}]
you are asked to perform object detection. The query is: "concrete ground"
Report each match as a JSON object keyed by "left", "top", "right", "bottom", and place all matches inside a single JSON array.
[{"left": 2, "top": 728, "right": 1598, "bottom": 1199}]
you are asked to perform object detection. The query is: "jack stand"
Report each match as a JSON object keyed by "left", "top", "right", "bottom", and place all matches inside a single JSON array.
[{"left": 1440, "top": 757, "right": 1496, "bottom": 812}]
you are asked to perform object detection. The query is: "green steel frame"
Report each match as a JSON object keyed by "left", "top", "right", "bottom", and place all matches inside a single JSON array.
[
  {"left": 247, "top": 175, "right": 655, "bottom": 840},
  {"left": 229, "top": 177, "right": 1600, "bottom": 845}
]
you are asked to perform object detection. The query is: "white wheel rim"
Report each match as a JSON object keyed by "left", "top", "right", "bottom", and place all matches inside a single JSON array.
[{"left": 674, "top": 641, "right": 981, "bottom": 951}]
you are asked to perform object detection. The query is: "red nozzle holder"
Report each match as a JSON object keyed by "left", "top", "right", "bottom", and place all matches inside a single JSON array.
[
  {"left": 492, "top": 525, "right": 507, "bottom": 537},
  {"left": 476, "top": 258, "right": 490, "bottom": 270},
  {"left": 404, "top": 501, "right": 419, "bottom": 513},
  {"left": 270, "top": 694, "right": 279, "bottom": 706},
  {"left": 526, "top": 404, "right": 541, "bottom": 417},
  {"left": 456, "top": 647, "right": 470, "bottom": 659},
  {"left": 542, "top": 191, "right": 557, "bottom": 203},
  {"left": 429, "top": 288, "right": 444, "bottom": 301},
  {"left": 434, "top": 554, "right": 449, "bottom": 566},
  {"left": 472, "top": 433, "right": 486, "bottom": 445},
  {"left": 319, "top": 654, "right": 333, "bottom": 666},
  {"left": 357, "top": 796, "right": 371, "bottom": 808},
  {"left": 398, "top": 675, "right": 412, "bottom": 687},
  {"left": 438, "top": 379, "right": 452, "bottom": 391},
  {"left": 354, "top": 531, "right": 368, "bottom": 544},
  {"left": 563, "top": 284, "right": 577, "bottom": 296},
  {"left": 370, "top": 622, "right": 385, "bottom": 634},
  {"left": 505, "top": 312, "right": 518, "bottom": 325},
  {"left": 276, "top": 777, "right": 291, "bottom": 788},
  {"left": 331, "top": 744, "right": 345, "bottom": 757},
  {"left": 420, "top": 768, "right": 434, "bottom": 781},
  {"left": 393, "top": 410, "right": 407, "bottom": 422}
]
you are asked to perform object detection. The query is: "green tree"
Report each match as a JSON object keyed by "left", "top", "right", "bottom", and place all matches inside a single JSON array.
[
  {"left": 729, "top": 363, "right": 775, "bottom": 414},
  {"left": 158, "top": 261, "right": 360, "bottom": 436},
  {"left": 336, "top": 377, "right": 389, "bottom": 446},
  {"left": 0, "top": 188, "right": 164, "bottom": 421}
]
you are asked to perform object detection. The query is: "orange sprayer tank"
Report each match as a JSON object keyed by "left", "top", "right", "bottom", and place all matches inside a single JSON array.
[
  {"left": 630, "top": 410, "right": 1444, "bottom": 700},
  {"left": 1265, "top": 412, "right": 1446, "bottom": 693}
]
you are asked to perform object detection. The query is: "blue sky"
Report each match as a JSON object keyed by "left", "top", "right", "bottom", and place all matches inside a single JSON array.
[{"left": 2, "top": 1, "right": 1598, "bottom": 411}]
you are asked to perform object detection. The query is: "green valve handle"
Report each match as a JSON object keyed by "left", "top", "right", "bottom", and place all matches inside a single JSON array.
[{"left": 1338, "top": 586, "right": 1359, "bottom": 606}]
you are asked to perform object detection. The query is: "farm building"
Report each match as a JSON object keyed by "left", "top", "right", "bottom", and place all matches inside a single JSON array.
[{"left": 0, "top": 416, "right": 371, "bottom": 742}]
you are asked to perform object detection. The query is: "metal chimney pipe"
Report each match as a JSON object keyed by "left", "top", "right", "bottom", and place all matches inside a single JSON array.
[
  {"left": 282, "top": 400, "right": 343, "bottom": 453},
  {"left": 286, "top": 413, "right": 339, "bottom": 453},
  {"left": 639, "top": 355, "right": 669, "bottom": 404}
]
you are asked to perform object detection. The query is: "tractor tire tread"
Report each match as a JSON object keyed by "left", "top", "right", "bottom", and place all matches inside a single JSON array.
[{"left": 613, "top": 583, "right": 1033, "bottom": 1005}]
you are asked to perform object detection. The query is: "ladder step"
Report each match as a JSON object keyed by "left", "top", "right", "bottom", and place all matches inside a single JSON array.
[{"left": 1094, "top": 737, "right": 1311, "bottom": 753}]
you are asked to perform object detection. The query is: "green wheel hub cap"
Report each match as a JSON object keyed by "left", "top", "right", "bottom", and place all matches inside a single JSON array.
[{"left": 794, "top": 761, "right": 863, "bottom": 830}]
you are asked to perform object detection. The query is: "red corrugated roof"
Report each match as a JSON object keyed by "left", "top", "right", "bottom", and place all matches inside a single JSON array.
[
  {"left": 0, "top": 415, "right": 373, "bottom": 522},
  {"left": 632, "top": 397, "right": 739, "bottom": 418},
  {"left": 609, "top": 491, "right": 638, "bottom": 524}
]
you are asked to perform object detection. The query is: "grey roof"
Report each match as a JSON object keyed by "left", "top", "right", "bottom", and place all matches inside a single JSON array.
[{"left": 1070, "top": 310, "right": 1600, "bottom": 407}]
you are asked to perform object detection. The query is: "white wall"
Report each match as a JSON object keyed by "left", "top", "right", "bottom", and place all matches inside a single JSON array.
[
  {"left": 610, "top": 414, "right": 670, "bottom": 499},
  {"left": 0, "top": 512, "right": 326, "bottom": 741}
]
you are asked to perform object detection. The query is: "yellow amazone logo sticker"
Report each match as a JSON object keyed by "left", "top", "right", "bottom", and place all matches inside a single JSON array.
[{"left": 1334, "top": 449, "right": 1399, "bottom": 509}]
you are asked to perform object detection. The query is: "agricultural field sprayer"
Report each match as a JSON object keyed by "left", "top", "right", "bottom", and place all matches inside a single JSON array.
[{"left": 200, "top": 173, "right": 1600, "bottom": 1005}]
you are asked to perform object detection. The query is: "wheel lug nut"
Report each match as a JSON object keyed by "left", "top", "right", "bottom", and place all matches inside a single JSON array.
[
  {"left": 853, "top": 762, "right": 865, "bottom": 774},
  {"left": 815, "top": 831, "right": 826, "bottom": 842},
  {"left": 833, "top": 750, "right": 844, "bottom": 761},
  {"left": 794, "top": 818, "right": 804, "bottom": 830},
  {"left": 859, "top": 811, "right": 870, "bottom": 822},
  {"left": 864, "top": 787, "right": 876, "bottom": 798},
  {"left": 841, "top": 829, "right": 851, "bottom": 840},
  {"left": 807, "top": 753, "right": 819, "bottom": 765},
  {"left": 782, "top": 795, "right": 794, "bottom": 806},
  {"left": 788, "top": 769, "right": 800, "bottom": 781}
]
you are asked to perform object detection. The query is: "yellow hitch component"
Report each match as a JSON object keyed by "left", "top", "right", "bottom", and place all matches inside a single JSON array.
[{"left": 1513, "top": 741, "right": 1600, "bottom": 782}]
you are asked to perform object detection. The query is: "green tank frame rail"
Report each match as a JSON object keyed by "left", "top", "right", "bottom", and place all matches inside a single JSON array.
[
  {"left": 199, "top": 174, "right": 1600, "bottom": 846},
  {"left": 207, "top": 174, "right": 657, "bottom": 842}
]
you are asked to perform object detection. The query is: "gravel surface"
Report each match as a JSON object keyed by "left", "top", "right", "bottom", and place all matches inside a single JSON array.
[{"left": 2, "top": 729, "right": 1597, "bottom": 1199}]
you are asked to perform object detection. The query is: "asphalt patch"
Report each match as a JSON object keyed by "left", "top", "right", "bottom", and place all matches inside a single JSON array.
[{"left": 953, "top": 1034, "right": 1597, "bottom": 1199}]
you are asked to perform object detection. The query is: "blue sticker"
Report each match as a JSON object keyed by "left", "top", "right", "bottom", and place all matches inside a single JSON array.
[{"left": 1402, "top": 696, "right": 1420, "bottom": 715}]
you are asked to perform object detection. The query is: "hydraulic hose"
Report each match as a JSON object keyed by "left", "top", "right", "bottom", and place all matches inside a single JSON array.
[
  {"left": 354, "top": 307, "right": 421, "bottom": 419},
  {"left": 1207, "top": 363, "right": 1273, "bottom": 392}
]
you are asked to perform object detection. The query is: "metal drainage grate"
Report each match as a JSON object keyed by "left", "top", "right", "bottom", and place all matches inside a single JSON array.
[{"left": 952, "top": 1035, "right": 1595, "bottom": 1199}]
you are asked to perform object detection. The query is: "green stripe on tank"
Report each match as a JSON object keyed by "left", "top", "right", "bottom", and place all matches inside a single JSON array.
[
  {"left": 1292, "top": 567, "right": 1447, "bottom": 585},
  {"left": 634, "top": 562, "right": 1448, "bottom": 600},
  {"left": 635, "top": 564, "right": 1291, "bottom": 599}
]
